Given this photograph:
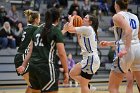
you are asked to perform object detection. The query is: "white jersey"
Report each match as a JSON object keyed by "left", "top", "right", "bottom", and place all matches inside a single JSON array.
[
  {"left": 75, "top": 26, "right": 98, "bottom": 55},
  {"left": 75, "top": 26, "right": 100, "bottom": 74},
  {"left": 112, "top": 11, "right": 140, "bottom": 73},
  {"left": 114, "top": 11, "right": 139, "bottom": 44}
]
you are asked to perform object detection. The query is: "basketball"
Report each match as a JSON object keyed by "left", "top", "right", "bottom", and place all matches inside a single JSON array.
[{"left": 73, "top": 15, "right": 83, "bottom": 27}]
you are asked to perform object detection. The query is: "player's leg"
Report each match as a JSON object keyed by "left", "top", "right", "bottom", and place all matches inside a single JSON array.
[
  {"left": 133, "top": 71, "right": 140, "bottom": 93},
  {"left": 23, "top": 72, "right": 32, "bottom": 93},
  {"left": 108, "top": 71, "right": 124, "bottom": 93},
  {"left": 14, "top": 54, "right": 32, "bottom": 93},
  {"left": 131, "top": 43, "right": 140, "bottom": 93},
  {"left": 125, "top": 71, "right": 134, "bottom": 93},
  {"left": 69, "top": 63, "right": 81, "bottom": 83},
  {"left": 69, "top": 63, "right": 92, "bottom": 93},
  {"left": 80, "top": 77, "right": 90, "bottom": 93},
  {"left": 31, "top": 89, "right": 40, "bottom": 93}
]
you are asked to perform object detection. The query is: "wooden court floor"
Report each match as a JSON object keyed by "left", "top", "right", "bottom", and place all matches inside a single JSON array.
[{"left": 0, "top": 82, "right": 139, "bottom": 93}]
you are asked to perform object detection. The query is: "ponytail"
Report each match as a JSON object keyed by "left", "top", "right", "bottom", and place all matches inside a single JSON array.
[
  {"left": 24, "top": 9, "right": 39, "bottom": 24},
  {"left": 89, "top": 14, "right": 99, "bottom": 41},
  {"left": 41, "top": 8, "right": 60, "bottom": 46}
]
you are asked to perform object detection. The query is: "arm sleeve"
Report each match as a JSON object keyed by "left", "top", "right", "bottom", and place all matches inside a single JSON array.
[{"left": 75, "top": 26, "right": 92, "bottom": 35}]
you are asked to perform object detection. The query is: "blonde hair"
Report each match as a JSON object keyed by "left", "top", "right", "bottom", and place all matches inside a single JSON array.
[
  {"left": 123, "top": 0, "right": 129, "bottom": 4},
  {"left": 24, "top": 9, "right": 39, "bottom": 24},
  {"left": 3, "top": 21, "right": 11, "bottom": 33}
]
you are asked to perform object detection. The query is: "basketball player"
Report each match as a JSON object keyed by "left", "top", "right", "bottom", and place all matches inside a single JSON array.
[
  {"left": 100, "top": 0, "right": 140, "bottom": 93},
  {"left": 14, "top": 10, "right": 40, "bottom": 93},
  {"left": 65, "top": 14, "right": 100, "bottom": 93},
  {"left": 17, "top": 8, "right": 69, "bottom": 93}
]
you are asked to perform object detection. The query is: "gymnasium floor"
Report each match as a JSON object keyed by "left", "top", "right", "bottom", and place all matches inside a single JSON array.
[{"left": 0, "top": 82, "right": 139, "bottom": 93}]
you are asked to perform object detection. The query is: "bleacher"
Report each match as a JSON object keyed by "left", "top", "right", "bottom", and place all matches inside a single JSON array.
[
  {"left": 0, "top": 49, "right": 25, "bottom": 85},
  {"left": 9, "top": 0, "right": 25, "bottom": 6}
]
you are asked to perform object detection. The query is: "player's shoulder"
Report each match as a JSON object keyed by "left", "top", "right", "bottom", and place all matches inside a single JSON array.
[
  {"left": 38, "top": 23, "right": 45, "bottom": 27},
  {"left": 52, "top": 25, "right": 61, "bottom": 33},
  {"left": 113, "top": 13, "right": 122, "bottom": 19}
]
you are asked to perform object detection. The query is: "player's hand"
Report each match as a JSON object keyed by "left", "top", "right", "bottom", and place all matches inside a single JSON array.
[
  {"left": 17, "top": 66, "right": 25, "bottom": 74},
  {"left": 63, "top": 22, "right": 69, "bottom": 32},
  {"left": 118, "top": 49, "right": 127, "bottom": 58},
  {"left": 68, "top": 15, "right": 74, "bottom": 22},
  {"left": 63, "top": 73, "right": 69, "bottom": 85},
  {"left": 99, "top": 41, "right": 110, "bottom": 47}
]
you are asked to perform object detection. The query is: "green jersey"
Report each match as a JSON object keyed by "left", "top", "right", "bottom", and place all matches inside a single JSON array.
[
  {"left": 30, "top": 24, "right": 64, "bottom": 64},
  {"left": 18, "top": 25, "right": 38, "bottom": 54}
]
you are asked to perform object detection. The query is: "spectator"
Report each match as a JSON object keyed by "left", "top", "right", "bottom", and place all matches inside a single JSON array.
[
  {"left": 0, "top": 6, "right": 7, "bottom": 26},
  {"left": 134, "top": 0, "right": 140, "bottom": 4},
  {"left": 110, "top": 0, "right": 116, "bottom": 15},
  {"left": 58, "top": 0, "right": 68, "bottom": 8},
  {"left": 67, "top": 53, "right": 75, "bottom": 72},
  {"left": 72, "top": 10, "right": 78, "bottom": 16},
  {"left": 45, "top": 0, "right": 60, "bottom": 9},
  {"left": 12, "top": 22, "right": 23, "bottom": 47},
  {"left": 99, "top": 0, "right": 109, "bottom": 16},
  {"left": 68, "top": 0, "right": 81, "bottom": 16},
  {"left": 109, "top": 0, "right": 116, "bottom": 32},
  {"left": 81, "top": 0, "right": 91, "bottom": 17},
  {"left": 0, "top": 21, "right": 16, "bottom": 49},
  {"left": 34, "top": 0, "right": 41, "bottom": 11},
  {"left": 67, "top": 53, "right": 78, "bottom": 86},
  {"left": 7, "top": 5, "right": 19, "bottom": 27},
  {"left": 90, "top": 1, "right": 99, "bottom": 16}
]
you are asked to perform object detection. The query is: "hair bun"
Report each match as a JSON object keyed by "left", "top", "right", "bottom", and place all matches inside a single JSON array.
[
  {"left": 24, "top": 9, "right": 33, "bottom": 17},
  {"left": 123, "top": 0, "right": 129, "bottom": 4}
]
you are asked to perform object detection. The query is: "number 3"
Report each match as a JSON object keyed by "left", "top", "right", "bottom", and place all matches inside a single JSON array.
[{"left": 34, "top": 34, "right": 44, "bottom": 46}]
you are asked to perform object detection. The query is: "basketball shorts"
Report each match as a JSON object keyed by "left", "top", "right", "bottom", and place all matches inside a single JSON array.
[
  {"left": 29, "top": 62, "right": 59, "bottom": 92},
  {"left": 14, "top": 53, "right": 29, "bottom": 76},
  {"left": 112, "top": 43, "right": 140, "bottom": 73},
  {"left": 80, "top": 54, "right": 100, "bottom": 79}
]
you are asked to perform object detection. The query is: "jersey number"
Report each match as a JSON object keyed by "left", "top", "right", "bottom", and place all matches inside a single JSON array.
[
  {"left": 130, "top": 19, "right": 136, "bottom": 29},
  {"left": 34, "top": 34, "right": 44, "bottom": 46},
  {"left": 21, "top": 32, "right": 26, "bottom": 41}
]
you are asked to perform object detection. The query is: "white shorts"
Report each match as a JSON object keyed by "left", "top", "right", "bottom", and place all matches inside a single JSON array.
[
  {"left": 112, "top": 43, "right": 140, "bottom": 73},
  {"left": 80, "top": 54, "right": 100, "bottom": 74}
]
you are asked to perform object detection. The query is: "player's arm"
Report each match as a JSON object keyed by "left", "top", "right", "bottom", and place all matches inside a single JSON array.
[
  {"left": 100, "top": 41, "right": 116, "bottom": 47},
  {"left": 22, "top": 40, "right": 33, "bottom": 67},
  {"left": 17, "top": 40, "right": 33, "bottom": 74},
  {"left": 138, "top": 25, "right": 140, "bottom": 40},
  {"left": 64, "top": 16, "right": 76, "bottom": 33},
  {"left": 113, "top": 14, "right": 132, "bottom": 51},
  {"left": 65, "top": 16, "right": 91, "bottom": 35},
  {"left": 57, "top": 43, "right": 69, "bottom": 84}
]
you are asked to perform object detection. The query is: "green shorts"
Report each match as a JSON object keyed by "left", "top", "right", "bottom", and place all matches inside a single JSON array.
[
  {"left": 29, "top": 62, "right": 59, "bottom": 92},
  {"left": 14, "top": 53, "right": 29, "bottom": 76}
]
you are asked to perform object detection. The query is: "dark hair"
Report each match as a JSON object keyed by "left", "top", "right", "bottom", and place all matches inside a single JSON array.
[
  {"left": 24, "top": 9, "right": 40, "bottom": 24},
  {"left": 41, "top": 8, "right": 60, "bottom": 46},
  {"left": 116, "top": 0, "right": 129, "bottom": 10},
  {"left": 89, "top": 14, "right": 99, "bottom": 41}
]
